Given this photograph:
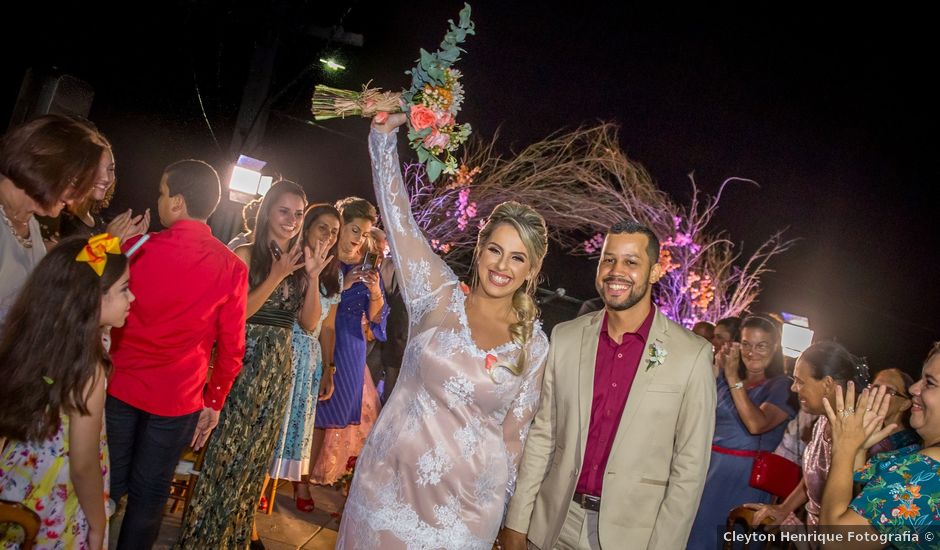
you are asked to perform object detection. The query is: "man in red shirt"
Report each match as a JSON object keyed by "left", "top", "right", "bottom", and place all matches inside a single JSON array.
[
  {"left": 107, "top": 160, "right": 248, "bottom": 549},
  {"left": 501, "top": 221, "right": 716, "bottom": 550}
]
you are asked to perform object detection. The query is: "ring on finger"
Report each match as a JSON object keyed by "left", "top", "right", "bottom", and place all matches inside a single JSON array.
[{"left": 840, "top": 410, "right": 851, "bottom": 419}]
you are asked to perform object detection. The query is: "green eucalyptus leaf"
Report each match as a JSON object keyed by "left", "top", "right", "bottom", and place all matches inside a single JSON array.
[
  {"left": 459, "top": 4, "right": 472, "bottom": 27},
  {"left": 417, "top": 147, "right": 429, "bottom": 163},
  {"left": 427, "top": 158, "right": 443, "bottom": 182}
]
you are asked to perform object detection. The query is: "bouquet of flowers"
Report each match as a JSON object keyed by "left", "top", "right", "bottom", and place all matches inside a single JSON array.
[{"left": 311, "top": 3, "right": 475, "bottom": 182}]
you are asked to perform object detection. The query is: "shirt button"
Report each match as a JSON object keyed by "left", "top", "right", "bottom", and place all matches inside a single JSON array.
[
  {"left": 612, "top": 382, "right": 617, "bottom": 388},
  {"left": 216, "top": 386, "right": 220, "bottom": 390},
  {"left": 212, "top": 399, "right": 217, "bottom": 403},
  {"left": 617, "top": 353, "right": 623, "bottom": 358},
  {"left": 592, "top": 465, "right": 598, "bottom": 471}
]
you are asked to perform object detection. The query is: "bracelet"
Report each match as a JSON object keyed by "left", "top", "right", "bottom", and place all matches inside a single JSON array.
[
  {"left": 370, "top": 294, "right": 383, "bottom": 301},
  {"left": 730, "top": 381, "right": 744, "bottom": 391}
]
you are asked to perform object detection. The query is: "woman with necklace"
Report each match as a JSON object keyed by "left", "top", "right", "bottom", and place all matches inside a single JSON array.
[
  {"left": 688, "top": 314, "right": 796, "bottom": 549},
  {"left": 0, "top": 114, "right": 111, "bottom": 327}
]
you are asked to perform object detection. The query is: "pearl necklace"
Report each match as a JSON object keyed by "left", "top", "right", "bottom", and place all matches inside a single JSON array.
[{"left": 0, "top": 203, "right": 33, "bottom": 248}]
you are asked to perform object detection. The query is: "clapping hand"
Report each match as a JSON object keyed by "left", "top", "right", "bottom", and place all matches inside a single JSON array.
[
  {"left": 823, "top": 382, "right": 896, "bottom": 455},
  {"left": 107, "top": 208, "right": 151, "bottom": 241},
  {"left": 718, "top": 342, "right": 741, "bottom": 384}
]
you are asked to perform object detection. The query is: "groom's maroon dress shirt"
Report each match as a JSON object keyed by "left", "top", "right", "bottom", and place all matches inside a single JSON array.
[{"left": 576, "top": 306, "right": 655, "bottom": 497}]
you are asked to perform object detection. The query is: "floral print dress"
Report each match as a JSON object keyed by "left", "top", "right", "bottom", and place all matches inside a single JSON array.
[
  {"left": 851, "top": 448, "right": 938, "bottom": 550},
  {"left": 0, "top": 415, "right": 110, "bottom": 550},
  {"left": 334, "top": 128, "right": 549, "bottom": 549}
]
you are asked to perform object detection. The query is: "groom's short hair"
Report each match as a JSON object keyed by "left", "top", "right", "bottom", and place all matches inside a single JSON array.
[{"left": 608, "top": 220, "right": 660, "bottom": 263}]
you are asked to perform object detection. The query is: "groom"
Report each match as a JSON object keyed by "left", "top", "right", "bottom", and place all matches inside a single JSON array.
[{"left": 500, "top": 221, "right": 716, "bottom": 550}]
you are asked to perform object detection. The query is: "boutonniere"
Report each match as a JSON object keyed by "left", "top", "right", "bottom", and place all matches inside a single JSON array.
[{"left": 646, "top": 341, "right": 668, "bottom": 372}]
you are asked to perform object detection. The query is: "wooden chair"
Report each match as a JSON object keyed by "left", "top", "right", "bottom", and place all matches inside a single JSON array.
[
  {"left": 167, "top": 444, "right": 208, "bottom": 515},
  {"left": 724, "top": 506, "right": 773, "bottom": 550},
  {"left": 0, "top": 499, "right": 41, "bottom": 550}
]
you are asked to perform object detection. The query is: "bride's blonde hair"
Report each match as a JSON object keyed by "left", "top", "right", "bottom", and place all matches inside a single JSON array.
[{"left": 469, "top": 201, "right": 548, "bottom": 377}]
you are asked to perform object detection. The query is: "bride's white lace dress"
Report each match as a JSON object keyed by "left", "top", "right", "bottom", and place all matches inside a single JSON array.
[{"left": 335, "top": 128, "right": 549, "bottom": 550}]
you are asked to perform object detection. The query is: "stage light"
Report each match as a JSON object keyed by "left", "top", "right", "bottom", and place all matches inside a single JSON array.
[
  {"left": 780, "top": 311, "right": 814, "bottom": 358},
  {"left": 228, "top": 155, "right": 268, "bottom": 204},
  {"left": 320, "top": 58, "right": 346, "bottom": 71}
]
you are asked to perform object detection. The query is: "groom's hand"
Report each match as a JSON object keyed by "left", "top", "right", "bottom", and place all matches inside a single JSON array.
[{"left": 496, "top": 527, "right": 527, "bottom": 550}]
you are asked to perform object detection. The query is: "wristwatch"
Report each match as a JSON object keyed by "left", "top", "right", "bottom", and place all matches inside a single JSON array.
[{"left": 730, "top": 381, "right": 744, "bottom": 391}]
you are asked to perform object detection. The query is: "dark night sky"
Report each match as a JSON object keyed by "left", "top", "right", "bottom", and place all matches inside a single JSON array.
[{"left": 3, "top": 2, "right": 938, "bottom": 374}]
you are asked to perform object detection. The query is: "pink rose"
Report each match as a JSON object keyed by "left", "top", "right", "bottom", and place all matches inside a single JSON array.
[
  {"left": 436, "top": 111, "right": 454, "bottom": 127},
  {"left": 423, "top": 130, "right": 450, "bottom": 150},
  {"left": 409, "top": 105, "right": 437, "bottom": 131}
]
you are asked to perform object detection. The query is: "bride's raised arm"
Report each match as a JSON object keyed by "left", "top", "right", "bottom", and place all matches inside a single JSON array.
[{"left": 369, "top": 116, "right": 457, "bottom": 323}]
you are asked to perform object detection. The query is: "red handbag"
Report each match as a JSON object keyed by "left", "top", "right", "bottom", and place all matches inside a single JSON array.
[{"left": 749, "top": 451, "right": 801, "bottom": 499}]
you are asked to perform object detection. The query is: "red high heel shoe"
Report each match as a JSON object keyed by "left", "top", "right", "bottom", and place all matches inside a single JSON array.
[
  {"left": 257, "top": 496, "right": 268, "bottom": 512},
  {"left": 295, "top": 496, "right": 315, "bottom": 512}
]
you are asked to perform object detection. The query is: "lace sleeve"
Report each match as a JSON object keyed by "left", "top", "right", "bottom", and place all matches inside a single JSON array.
[
  {"left": 501, "top": 327, "right": 550, "bottom": 506},
  {"left": 369, "top": 128, "right": 457, "bottom": 325}
]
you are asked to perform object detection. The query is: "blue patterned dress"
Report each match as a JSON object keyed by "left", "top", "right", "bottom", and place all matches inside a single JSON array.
[
  {"left": 315, "top": 264, "right": 388, "bottom": 428},
  {"left": 269, "top": 278, "right": 343, "bottom": 479}
]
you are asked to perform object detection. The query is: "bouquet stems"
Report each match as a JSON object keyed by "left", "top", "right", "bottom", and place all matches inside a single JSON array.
[{"left": 312, "top": 84, "right": 402, "bottom": 121}]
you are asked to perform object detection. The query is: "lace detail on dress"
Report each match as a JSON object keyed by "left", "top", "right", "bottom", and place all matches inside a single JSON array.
[
  {"left": 405, "top": 388, "right": 440, "bottom": 434},
  {"left": 512, "top": 377, "right": 539, "bottom": 421},
  {"left": 346, "top": 473, "right": 493, "bottom": 550},
  {"left": 417, "top": 445, "right": 453, "bottom": 486},
  {"left": 443, "top": 374, "right": 475, "bottom": 409},
  {"left": 405, "top": 258, "right": 439, "bottom": 325},
  {"left": 435, "top": 329, "right": 464, "bottom": 358},
  {"left": 505, "top": 451, "right": 519, "bottom": 500},
  {"left": 454, "top": 417, "right": 484, "bottom": 460},
  {"left": 474, "top": 453, "right": 502, "bottom": 507}
]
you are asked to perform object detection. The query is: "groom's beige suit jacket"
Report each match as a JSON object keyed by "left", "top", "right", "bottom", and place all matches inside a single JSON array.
[{"left": 505, "top": 308, "right": 716, "bottom": 549}]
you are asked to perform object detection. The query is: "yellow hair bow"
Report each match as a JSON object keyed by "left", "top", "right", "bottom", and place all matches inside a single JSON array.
[{"left": 75, "top": 233, "right": 122, "bottom": 276}]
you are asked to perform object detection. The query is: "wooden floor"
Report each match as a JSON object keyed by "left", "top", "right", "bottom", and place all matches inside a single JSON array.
[{"left": 109, "top": 481, "right": 346, "bottom": 550}]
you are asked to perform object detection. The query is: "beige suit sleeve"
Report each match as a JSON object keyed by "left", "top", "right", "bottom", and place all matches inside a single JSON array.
[
  {"left": 504, "top": 326, "right": 558, "bottom": 532},
  {"left": 649, "top": 340, "right": 716, "bottom": 549}
]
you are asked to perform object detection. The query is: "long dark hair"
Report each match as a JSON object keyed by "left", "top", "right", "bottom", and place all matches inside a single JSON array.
[
  {"left": 248, "top": 180, "right": 307, "bottom": 290},
  {"left": 737, "top": 314, "right": 786, "bottom": 381},
  {"left": 302, "top": 203, "right": 341, "bottom": 297},
  {"left": 0, "top": 236, "right": 127, "bottom": 442}
]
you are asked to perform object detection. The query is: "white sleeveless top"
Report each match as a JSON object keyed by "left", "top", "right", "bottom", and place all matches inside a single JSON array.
[{"left": 0, "top": 217, "right": 46, "bottom": 328}]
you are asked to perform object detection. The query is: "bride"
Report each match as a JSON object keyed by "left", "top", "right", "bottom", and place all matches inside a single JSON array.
[{"left": 335, "top": 114, "right": 550, "bottom": 549}]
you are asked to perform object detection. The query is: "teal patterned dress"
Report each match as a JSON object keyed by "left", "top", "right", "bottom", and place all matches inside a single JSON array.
[
  {"left": 850, "top": 447, "right": 939, "bottom": 550},
  {"left": 176, "top": 276, "right": 301, "bottom": 549},
  {"left": 269, "top": 276, "right": 343, "bottom": 480}
]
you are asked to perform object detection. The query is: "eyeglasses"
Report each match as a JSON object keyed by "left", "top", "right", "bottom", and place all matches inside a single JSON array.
[
  {"left": 868, "top": 384, "right": 910, "bottom": 399},
  {"left": 741, "top": 342, "right": 773, "bottom": 355}
]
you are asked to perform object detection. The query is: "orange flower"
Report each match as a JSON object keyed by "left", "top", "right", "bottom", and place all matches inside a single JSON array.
[
  {"left": 893, "top": 503, "right": 920, "bottom": 519},
  {"left": 908, "top": 485, "right": 922, "bottom": 499},
  {"left": 409, "top": 105, "right": 437, "bottom": 131}
]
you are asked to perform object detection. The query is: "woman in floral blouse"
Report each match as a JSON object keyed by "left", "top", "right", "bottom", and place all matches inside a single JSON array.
[{"left": 821, "top": 342, "right": 940, "bottom": 550}]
